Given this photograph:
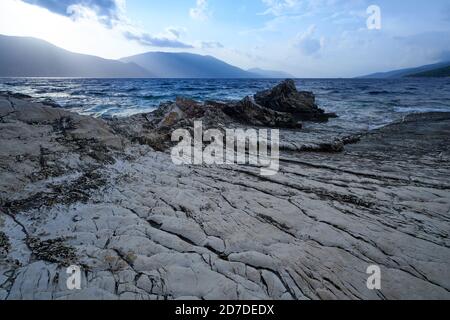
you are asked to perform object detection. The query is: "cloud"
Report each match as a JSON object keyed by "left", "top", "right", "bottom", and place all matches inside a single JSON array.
[
  {"left": 395, "top": 31, "right": 450, "bottom": 62},
  {"left": 189, "top": 0, "right": 210, "bottom": 21},
  {"left": 260, "top": 0, "right": 301, "bottom": 16},
  {"left": 201, "top": 41, "right": 224, "bottom": 49},
  {"left": 434, "top": 50, "right": 450, "bottom": 62},
  {"left": 165, "top": 27, "right": 183, "bottom": 39},
  {"left": 124, "top": 27, "right": 194, "bottom": 49},
  {"left": 254, "top": 0, "right": 361, "bottom": 35},
  {"left": 295, "top": 25, "right": 323, "bottom": 56},
  {"left": 22, "top": 0, "right": 123, "bottom": 26},
  {"left": 20, "top": 0, "right": 193, "bottom": 48},
  {"left": 260, "top": 0, "right": 359, "bottom": 21}
]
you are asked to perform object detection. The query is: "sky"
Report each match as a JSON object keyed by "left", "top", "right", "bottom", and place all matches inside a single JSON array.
[{"left": 0, "top": 0, "right": 449, "bottom": 77}]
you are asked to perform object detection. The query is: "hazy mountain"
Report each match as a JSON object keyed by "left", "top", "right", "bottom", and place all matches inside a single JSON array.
[
  {"left": 121, "top": 52, "right": 257, "bottom": 78},
  {"left": 359, "top": 61, "right": 450, "bottom": 78},
  {"left": 247, "top": 68, "right": 294, "bottom": 78},
  {"left": 0, "top": 35, "right": 294, "bottom": 79},
  {"left": 0, "top": 35, "right": 151, "bottom": 78},
  {"left": 407, "top": 66, "right": 450, "bottom": 78}
]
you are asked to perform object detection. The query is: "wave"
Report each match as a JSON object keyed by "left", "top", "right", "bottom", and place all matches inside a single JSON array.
[
  {"left": 367, "top": 90, "right": 392, "bottom": 95},
  {"left": 139, "top": 94, "right": 170, "bottom": 100},
  {"left": 1, "top": 78, "right": 449, "bottom": 131}
]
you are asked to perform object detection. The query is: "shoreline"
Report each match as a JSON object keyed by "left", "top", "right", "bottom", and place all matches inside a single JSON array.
[
  {"left": 3, "top": 76, "right": 449, "bottom": 127},
  {"left": 1, "top": 90, "right": 449, "bottom": 300}
]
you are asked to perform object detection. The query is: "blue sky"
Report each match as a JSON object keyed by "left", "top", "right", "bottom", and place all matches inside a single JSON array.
[{"left": 0, "top": 0, "right": 449, "bottom": 77}]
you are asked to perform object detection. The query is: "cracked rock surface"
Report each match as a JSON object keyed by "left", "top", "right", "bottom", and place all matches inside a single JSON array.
[{"left": 0, "top": 93, "right": 449, "bottom": 300}]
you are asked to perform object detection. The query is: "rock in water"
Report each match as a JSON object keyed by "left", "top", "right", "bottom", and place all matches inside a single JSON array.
[
  {"left": 111, "top": 95, "right": 302, "bottom": 151},
  {"left": 222, "top": 97, "right": 301, "bottom": 129},
  {"left": 254, "top": 79, "right": 337, "bottom": 122}
]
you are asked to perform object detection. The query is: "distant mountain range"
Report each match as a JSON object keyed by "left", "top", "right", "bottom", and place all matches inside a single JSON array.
[
  {"left": 0, "top": 34, "right": 291, "bottom": 78},
  {"left": 120, "top": 52, "right": 254, "bottom": 78},
  {"left": 247, "top": 68, "right": 294, "bottom": 78},
  {"left": 3, "top": 34, "right": 449, "bottom": 79},
  {"left": 360, "top": 61, "right": 450, "bottom": 78},
  {"left": 406, "top": 65, "right": 450, "bottom": 78},
  {"left": 0, "top": 35, "right": 149, "bottom": 78}
]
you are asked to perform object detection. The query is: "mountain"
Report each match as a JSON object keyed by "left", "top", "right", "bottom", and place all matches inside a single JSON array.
[
  {"left": 247, "top": 68, "right": 294, "bottom": 78},
  {"left": 0, "top": 35, "right": 151, "bottom": 78},
  {"left": 407, "top": 66, "right": 450, "bottom": 78},
  {"left": 359, "top": 61, "right": 450, "bottom": 78},
  {"left": 0, "top": 34, "right": 291, "bottom": 79},
  {"left": 120, "top": 52, "right": 257, "bottom": 78}
]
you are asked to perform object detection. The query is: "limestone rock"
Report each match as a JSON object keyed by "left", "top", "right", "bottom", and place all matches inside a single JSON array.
[{"left": 1, "top": 93, "right": 449, "bottom": 301}]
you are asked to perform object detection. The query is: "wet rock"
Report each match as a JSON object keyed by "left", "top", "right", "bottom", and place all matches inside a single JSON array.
[
  {"left": 111, "top": 96, "right": 301, "bottom": 151},
  {"left": 254, "top": 79, "right": 337, "bottom": 122},
  {"left": 0, "top": 91, "right": 32, "bottom": 100},
  {"left": 222, "top": 97, "right": 301, "bottom": 129},
  {"left": 40, "top": 98, "right": 62, "bottom": 109},
  {"left": 285, "top": 139, "right": 345, "bottom": 153}
]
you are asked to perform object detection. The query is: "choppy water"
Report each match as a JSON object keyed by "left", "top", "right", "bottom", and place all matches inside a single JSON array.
[{"left": 1, "top": 78, "right": 449, "bottom": 131}]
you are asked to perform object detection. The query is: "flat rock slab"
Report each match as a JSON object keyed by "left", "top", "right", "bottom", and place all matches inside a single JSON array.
[{"left": 0, "top": 95, "right": 449, "bottom": 300}]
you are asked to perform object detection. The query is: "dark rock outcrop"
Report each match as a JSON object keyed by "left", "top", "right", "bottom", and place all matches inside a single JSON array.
[
  {"left": 162, "top": 96, "right": 302, "bottom": 129},
  {"left": 111, "top": 95, "right": 302, "bottom": 151},
  {"left": 254, "top": 79, "right": 337, "bottom": 122},
  {"left": 222, "top": 97, "right": 301, "bottom": 129}
]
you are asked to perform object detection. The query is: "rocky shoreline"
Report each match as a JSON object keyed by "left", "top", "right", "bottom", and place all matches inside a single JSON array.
[{"left": 0, "top": 81, "right": 449, "bottom": 300}]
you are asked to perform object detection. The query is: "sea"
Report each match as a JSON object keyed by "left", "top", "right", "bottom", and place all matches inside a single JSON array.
[{"left": 1, "top": 78, "right": 449, "bottom": 131}]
